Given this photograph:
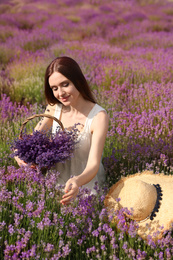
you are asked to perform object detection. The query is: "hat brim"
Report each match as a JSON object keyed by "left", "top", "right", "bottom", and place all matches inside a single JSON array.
[{"left": 104, "top": 171, "right": 173, "bottom": 241}]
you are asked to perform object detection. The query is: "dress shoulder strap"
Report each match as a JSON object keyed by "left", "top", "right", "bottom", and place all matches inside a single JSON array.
[
  {"left": 52, "top": 103, "right": 62, "bottom": 134},
  {"left": 85, "top": 104, "right": 106, "bottom": 132},
  {"left": 54, "top": 103, "right": 62, "bottom": 119}
]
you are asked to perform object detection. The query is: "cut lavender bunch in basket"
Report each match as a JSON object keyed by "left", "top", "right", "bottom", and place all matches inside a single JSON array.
[
  {"left": 11, "top": 127, "right": 78, "bottom": 172},
  {"left": 11, "top": 114, "right": 79, "bottom": 174}
]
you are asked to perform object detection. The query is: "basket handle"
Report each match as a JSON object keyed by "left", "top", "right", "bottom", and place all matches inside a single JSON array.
[{"left": 19, "top": 113, "right": 64, "bottom": 138}]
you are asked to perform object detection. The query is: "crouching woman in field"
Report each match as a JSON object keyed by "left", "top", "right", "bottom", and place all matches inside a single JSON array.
[{"left": 15, "top": 56, "right": 109, "bottom": 205}]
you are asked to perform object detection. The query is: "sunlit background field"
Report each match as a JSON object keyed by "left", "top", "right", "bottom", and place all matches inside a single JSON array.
[{"left": 1, "top": 0, "right": 173, "bottom": 259}]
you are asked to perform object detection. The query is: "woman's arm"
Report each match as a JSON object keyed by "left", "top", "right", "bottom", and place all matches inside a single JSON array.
[
  {"left": 34, "top": 104, "right": 55, "bottom": 132},
  {"left": 60, "top": 110, "right": 109, "bottom": 205}
]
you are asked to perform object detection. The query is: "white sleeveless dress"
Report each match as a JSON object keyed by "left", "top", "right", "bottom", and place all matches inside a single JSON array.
[{"left": 52, "top": 103, "right": 106, "bottom": 191}]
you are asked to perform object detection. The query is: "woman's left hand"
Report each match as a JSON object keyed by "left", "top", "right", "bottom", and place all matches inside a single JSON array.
[{"left": 60, "top": 177, "right": 79, "bottom": 205}]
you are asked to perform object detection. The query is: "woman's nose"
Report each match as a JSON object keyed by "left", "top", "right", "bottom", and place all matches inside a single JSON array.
[{"left": 59, "top": 88, "right": 65, "bottom": 96}]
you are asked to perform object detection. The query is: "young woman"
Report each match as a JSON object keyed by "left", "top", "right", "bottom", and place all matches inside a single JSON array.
[{"left": 15, "top": 56, "right": 109, "bottom": 205}]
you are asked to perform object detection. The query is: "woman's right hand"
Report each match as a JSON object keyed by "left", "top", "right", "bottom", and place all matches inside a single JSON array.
[
  {"left": 14, "top": 156, "right": 37, "bottom": 170},
  {"left": 14, "top": 156, "right": 27, "bottom": 167}
]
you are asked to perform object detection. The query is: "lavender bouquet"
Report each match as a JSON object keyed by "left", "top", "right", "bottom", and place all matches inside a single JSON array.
[{"left": 11, "top": 129, "right": 78, "bottom": 171}]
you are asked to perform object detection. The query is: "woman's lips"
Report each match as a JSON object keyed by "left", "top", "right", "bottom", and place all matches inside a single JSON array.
[{"left": 60, "top": 96, "right": 70, "bottom": 102}]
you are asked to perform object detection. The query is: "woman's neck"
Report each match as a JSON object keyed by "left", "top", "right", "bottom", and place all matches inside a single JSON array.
[{"left": 63, "top": 97, "right": 95, "bottom": 116}]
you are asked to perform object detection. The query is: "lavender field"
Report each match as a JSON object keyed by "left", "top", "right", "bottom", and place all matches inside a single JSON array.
[{"left": 1, "top": 0, "right": 173, "bottom": 259}]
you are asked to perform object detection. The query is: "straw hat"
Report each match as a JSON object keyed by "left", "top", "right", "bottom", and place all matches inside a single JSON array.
[{"left": 104, "top": 170, "right": 173, "bottom": 241}]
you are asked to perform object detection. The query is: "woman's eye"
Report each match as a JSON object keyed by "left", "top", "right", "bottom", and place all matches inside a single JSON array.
[{"left": 63, "top": 82, "right": 69, "bottom": 87}]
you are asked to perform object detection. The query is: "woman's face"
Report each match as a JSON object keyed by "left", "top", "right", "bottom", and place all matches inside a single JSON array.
[{"left": 49, "top": 72, "right": 80, "bottom": 106}]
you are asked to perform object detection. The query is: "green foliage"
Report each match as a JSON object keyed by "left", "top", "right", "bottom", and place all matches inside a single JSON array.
[
  {"left": 11, "top": 76, "right": 44, "bottom": 104},
  {"left": 7, "top": 57, "right": 48, "bottom": 105},
  {"left": 22, "top": 38, "right": 51, "bottom": 52},
  {"left": 0, "top": 30, "right": 14, "bottom": 43},
  {"left": 0, "top": 4, "right": 11, "bottom": 15},
  {"left": 0, "top": 47, "right": 15, "bottom": 67}
]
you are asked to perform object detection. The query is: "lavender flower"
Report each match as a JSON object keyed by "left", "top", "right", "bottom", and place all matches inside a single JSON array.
[{"left": 11, "top": 128, "right": 78, "bottom": 171}]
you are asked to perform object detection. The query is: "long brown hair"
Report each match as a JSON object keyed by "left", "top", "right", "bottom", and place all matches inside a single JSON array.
[{"left": 44, "top": 56, "right": 96, "bottom": 105}]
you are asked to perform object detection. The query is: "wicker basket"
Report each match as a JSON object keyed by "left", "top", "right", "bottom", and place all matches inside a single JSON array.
[
  {"left": 19, "top": 113, "right": 64, "bottom": 139},
  {"left": 18, "top": 113, "right": 65, "bottom": 174}
]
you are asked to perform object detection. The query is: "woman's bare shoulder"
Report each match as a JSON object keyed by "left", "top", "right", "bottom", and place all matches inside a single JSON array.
[
  {"left": 95, "top": 110, "right": 109, "bottom": 125},
  {"left": 90, "top": 109, "right": 109, "bottom": 134}
]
